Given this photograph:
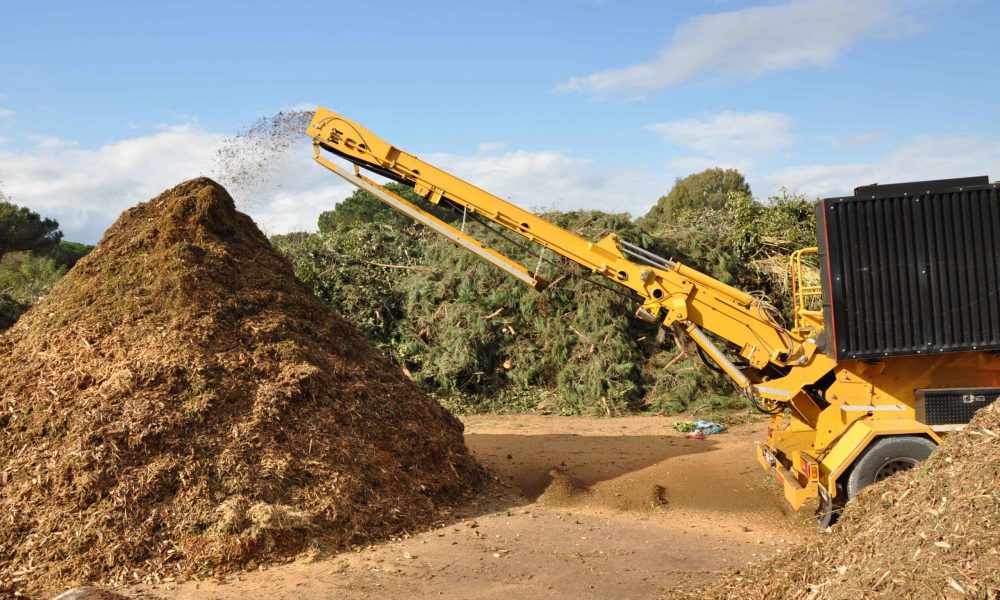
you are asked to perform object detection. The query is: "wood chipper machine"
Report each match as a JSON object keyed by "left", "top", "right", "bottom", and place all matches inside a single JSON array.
[{"left": 305, "top": 107, "right": 1000, "bottom": 526}]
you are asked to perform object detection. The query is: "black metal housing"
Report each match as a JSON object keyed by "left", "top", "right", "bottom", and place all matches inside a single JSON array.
[
  {"left": 817, "top": 176, "right": 1000, "bottom": 360},
  {"left": 916, "top": 387, "right": 1000, "bottom": 425}
]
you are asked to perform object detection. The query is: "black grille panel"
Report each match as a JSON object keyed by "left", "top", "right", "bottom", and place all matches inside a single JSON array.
[
  {"left": 818, "top": 178, "right": 1000, "bottom": 360},
  {"left": 916, "top": 387, "right": 1000, "bottom": 426}
]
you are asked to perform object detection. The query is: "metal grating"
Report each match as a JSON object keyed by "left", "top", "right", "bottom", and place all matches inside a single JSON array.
[{"left": 817, "top": 178, "right": 1000, "bottom": 360}]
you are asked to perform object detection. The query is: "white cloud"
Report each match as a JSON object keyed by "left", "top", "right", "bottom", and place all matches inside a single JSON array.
[
  {"left": 424, "top": 149, "right": 669, "bottom": 218},
  {"left": 0, "top": 124, "right": 358, "bottom": 243},
  {"left": 0, "top": 125, "right": 671, "bottom": 244},
  {"left": 30, "top": 115, "right": 989, "bottom": 253},
  {"left": 0, "top": 126, "right": 225, "bottom": 243},
  {"left": 649, "top": 111, "right": 792, "bottom": 165},
  {"left": 475, "top": 141, "right": 507, "bottom": 154},
  {"left": 558, "top": 0, "right": 910, "bottom": 97},
  {"left": 25, "top": 134, "right": 80, "bottom": 151},
  {"left": 0, "top": 107, "right": 14, "bottom": 119},
  {"left": 756, "top": 136, "right": 1000, "bottom": 198},
  {"left": 237, "top": 143, "right": 669, "bottom": 237}
]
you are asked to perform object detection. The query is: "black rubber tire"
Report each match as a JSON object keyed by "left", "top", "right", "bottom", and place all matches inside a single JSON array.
[
  {"left": 815, "top": 487, "right": 846, "bottom": 529},
  {"left": 846, "top": 436, "right": 937, "bottom": 498}
]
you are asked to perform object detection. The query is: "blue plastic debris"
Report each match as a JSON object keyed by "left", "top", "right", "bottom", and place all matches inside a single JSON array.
[{"left": 693, "top": 420, "right": 726, "bottom": 435}]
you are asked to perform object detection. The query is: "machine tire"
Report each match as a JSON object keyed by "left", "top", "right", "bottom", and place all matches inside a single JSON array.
[
  {"left": 846, "top": 436, "right": 937, "bottom": 499},
  {"left": 815, "top": 485, "right": 846, "bottom": 529}
]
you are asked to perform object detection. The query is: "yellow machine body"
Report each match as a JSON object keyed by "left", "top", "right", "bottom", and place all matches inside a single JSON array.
[{"left": 306, "top": 106, "right": 1000, "bottom": 515}]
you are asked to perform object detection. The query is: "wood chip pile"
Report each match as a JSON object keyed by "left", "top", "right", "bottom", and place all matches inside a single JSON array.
[
  {"left": 0, "top": 178, "right": 481, "bottom": 598},
  {"left": 690, "top": 402, "right": 999, "bottom": 599}
]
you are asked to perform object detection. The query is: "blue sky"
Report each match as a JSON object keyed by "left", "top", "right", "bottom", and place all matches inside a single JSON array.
[{"left": 1, "top": 0, "right": 998, "bottom": 243}]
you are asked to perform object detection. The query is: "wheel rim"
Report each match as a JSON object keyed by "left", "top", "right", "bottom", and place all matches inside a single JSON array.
[
  {"left": 816, "top": 495, "right": 835, "bottom": 529},
  {"left": 815, "top": 487, "right": 843, "bottom": 529},
  {"left": 874, "top": 457, "right": 920, "bottom": 482}
]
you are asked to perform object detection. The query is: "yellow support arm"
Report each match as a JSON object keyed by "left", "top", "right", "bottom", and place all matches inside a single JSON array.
[{"left": 306, "top": 107, "right": 830, "bottom": 394}]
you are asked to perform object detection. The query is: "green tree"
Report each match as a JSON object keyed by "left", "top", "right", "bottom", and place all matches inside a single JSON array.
[
  {"left": 392, "top": 210, "right": 655, "bottom": 414},
  {"left": 648, "top": 189, "right": 817, "bottom": 321},
  {"left": 318, "top": 185, "right": 407, "bottom": 233},
  {"left": 0, "top": 198, "right": 63, "bottom": 258},
  {"left": 273, "top": 180, "right": 819, "bottom": 417},
  {"left": 0, "top": 252, "right": 66, "bottom": 305},
  {"left": 0, "top": 294, "right": 26, "bottom": 330},
  {"left": 49, "top": 240, "right": 94, "bottom": 269},
  {"left": 641, "top": 168, "right": 751, "bottom": 225},
  {"left": 272, "top": 221, "right": 432, "bottom": 353},
  {"left": 317, "top": 183, "right": 457, "bottom": 234}
]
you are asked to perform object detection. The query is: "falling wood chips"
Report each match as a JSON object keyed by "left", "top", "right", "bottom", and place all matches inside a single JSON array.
[
  {"left": 0, "top": 178, "right": 483, "bottom": 598},
  {"left": 683, "top": 402, "right": 999, "bottom": 599}
]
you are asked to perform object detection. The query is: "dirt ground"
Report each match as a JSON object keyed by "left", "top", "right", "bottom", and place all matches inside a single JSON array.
[{"left": 133, "top": 415, "right": 813, "bottom": 600}]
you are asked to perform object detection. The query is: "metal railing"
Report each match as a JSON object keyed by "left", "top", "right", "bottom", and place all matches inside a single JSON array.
[{"left": 789, "top": 247, "right": 823, "bottom": 332}]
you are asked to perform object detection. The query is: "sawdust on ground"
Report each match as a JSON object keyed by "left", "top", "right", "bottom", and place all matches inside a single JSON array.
[{"left": 130, "top": 416, "right": 810, "bottom": 600}]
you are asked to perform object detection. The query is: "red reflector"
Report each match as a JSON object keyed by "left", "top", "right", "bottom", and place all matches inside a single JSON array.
[{"left": 799, "top": 456, "right": 819, "bottom": 479}]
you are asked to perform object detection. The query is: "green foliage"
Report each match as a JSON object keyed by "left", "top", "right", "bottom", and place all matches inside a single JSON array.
[
  {"left": 0, "top": 241, "right": 91, "bottom": 330},
  {"left": 318, "top": 184, "right": 410, "bottom": 233},
  {"left": 278, "top": 208, "right": 678, "bottom": 415},
  {"left": 641, "top": 168, "right": 751, "bottom": 225},
  {"left": 0, "top": 192, "right": 89, "bottom": 330},
  {"left": 397, "top": 211, "right": 654, "bottom": 416},
  {"left": 0, "top": 252, "right": 66, "bottom": 306},
  {"left": 273, "top": 169, "right": 818, "bottom": 416},
  {"left": 0, "top": 200, "right": 63, "bottom": 258},
  {"left": 646, "top": 188, "right": 817, "bottom": 322},
  {"left": 49, "top": 241, "right": 94, "bottom": 269},
  {"left": 641, "top": 337, "right": 739, "bottom": 417},
  {"left": 436, "top": 389, "right": 552, "bottom": 416},
  {"left": 0, "top": 293, "right": 27, "bottom": 330},
  {"left": 0, "top": 170, "right": 820, "bottom": 414},
  {"left": 272, "top": 221, "right": 432, "bottom": 356},
  {"left": 317, "top": 183, "right": 454, "bottom": 233}
]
